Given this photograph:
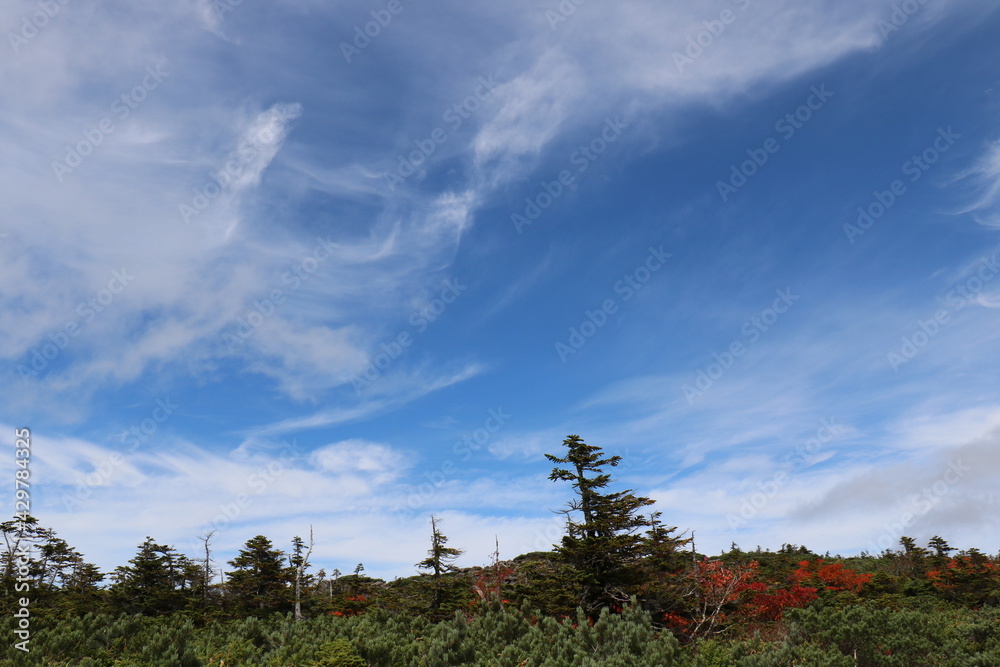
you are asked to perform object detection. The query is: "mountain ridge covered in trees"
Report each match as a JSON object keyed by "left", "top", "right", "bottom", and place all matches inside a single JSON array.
[{"left": 3, "top": 436, "right": 999, "bottom": 665}]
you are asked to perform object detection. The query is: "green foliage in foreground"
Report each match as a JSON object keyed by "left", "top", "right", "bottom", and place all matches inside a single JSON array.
[
  {"left": 1, "top": 599, "right": 679, "bottom": 666},
  {"left": 4, "top": 599, "right": 1000, "bottom": 666}
]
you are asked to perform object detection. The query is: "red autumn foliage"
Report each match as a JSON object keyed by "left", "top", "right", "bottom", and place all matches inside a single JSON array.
[
  {"left": 670, "top": 559, "right": 760, "bottom": 638},
  {"left": 333, "top": 594, "right": 368, "bottom": 617},
  {"left": 742, "top": 584, "right": 818, "bottom": 620},
  {"left": 661, "top": 611, "right": 691, "bottom": 629},
  {"left": 696, "top": 559, "right": 759, "bottom": 602},
  {"left": 471, "top": 560, "right": 515, "bottom": 602},
  {"left": 666, "top": 559, "right": 824, "bottom": 632},
  {"left": 791, "top": 559, "right": 872, "bottom": 592}
]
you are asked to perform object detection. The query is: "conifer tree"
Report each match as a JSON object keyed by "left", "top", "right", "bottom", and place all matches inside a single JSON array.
[
  {"left": 110, "top": 537, "right": 199, "bottom": 615},
  {"left": 226, "top": 535, "right": 292, "bottom": 614},
  {"left": 546, "top": 435, "right": 657, "bottom": 615},
  {"left": 636, "top": 510, "right": 692, "bottom": 618},
  {"left": 1, "top": 516, "right": 105, "bottom": 614},
  {"left": 416, "top": 514, "right": 463, "bottom": 610},
  {"left": 927, "top": 535, "right": 954, "bottom": 568},
  {"left": 897, "top": 536, "right": 930, "bottom": 578}
]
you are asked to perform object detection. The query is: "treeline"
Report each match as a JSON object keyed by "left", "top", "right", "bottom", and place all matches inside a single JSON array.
[{"left": 2, "top": 436, "right": 999, "bottom": 665}]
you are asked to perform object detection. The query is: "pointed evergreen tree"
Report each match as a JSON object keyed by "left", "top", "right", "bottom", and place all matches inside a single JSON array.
[
  {"left": 928, "top": 535, "right": 955, "bottom": 568},
  {"left": 416, "top": 515, "right": 463, "bottom": 610},
  {"left": 226, "top": 535, "right": 292, "bottom": 614},
  {"left": 897, "top": 536, "right": 929, "bottom": 578},
  {"left": 110, "top": 537, "right": 198, "bottom": 614},
  {"left": 546, "top": 435, "right": 657, "bottom": 615}
]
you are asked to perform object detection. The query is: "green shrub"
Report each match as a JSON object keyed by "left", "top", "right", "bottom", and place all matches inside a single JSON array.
[{"left": 312, "top": 638, "right": 366, "bottom": 667}]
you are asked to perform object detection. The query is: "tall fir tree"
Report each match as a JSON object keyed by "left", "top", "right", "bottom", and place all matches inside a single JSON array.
[
  {"left": 546, "top": 435, "right": 657, "bottom": 615},
  {"left": 226, "top": 535, "right": 292, "bottom": 614},
  {"left": 110, "top": 537, "right": 199, "bottom": 615}
]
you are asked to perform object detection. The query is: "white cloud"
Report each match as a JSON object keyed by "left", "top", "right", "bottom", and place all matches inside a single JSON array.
[
  {"left": 185, "top": 102, "right": 303, "bottom": 242},
  {"left": 473, "top": 49, "right": 583, "bottom": 184},
  {"left": 956, "top": 140, "right": 1000, "bottom": 228},
  {"left": 488, "top": 429, "right": 566, "bottom": 461},
  {"left": 246, "top": 361, "right": 489, "bottom": 437},
  {"left": 310, "top": 439, "right": 413, "bottom": 484},
  {"left": 4, "top": 0, "right": 991, "bottom": 418}
]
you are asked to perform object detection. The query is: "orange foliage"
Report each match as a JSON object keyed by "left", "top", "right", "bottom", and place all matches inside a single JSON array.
[
  {"left": 332, "top": 594, "right": 368, "bottom": 617},
  {"left": 743, "top": 584, "right": 818, "bottom": 620},
  {"left": 695, "top": 559, "right": 759, "bottom": 604},
  {"left": 791, "top": 559, "right": 872, "bottom": 592},
  {"left": 661, "top": 611, "right": 691, "bottom": 629},
  {"left": 667, "top": 559, "right": 823, "bottom": 630},
  {"left": 673, "top": 559, "right": 760, "bottom": 638},
  {"left": 471, "top": 561, "right": 515, "bottom": 602}
]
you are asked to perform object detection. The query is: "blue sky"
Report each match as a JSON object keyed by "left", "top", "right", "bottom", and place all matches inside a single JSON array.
[{"left": 2, "top": 0, "right": 1000, "bottom": 581}]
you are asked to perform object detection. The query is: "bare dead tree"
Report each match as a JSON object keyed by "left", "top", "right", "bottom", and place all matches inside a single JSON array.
[
  {"left": 472, "top": 536, "right": 514, "bottom": 603},
  {"left": 198, "top": 530, "right": 216, "bottom": 605},
  {"left": 293, "top": 526, "right": 314, "bottom": 621}
]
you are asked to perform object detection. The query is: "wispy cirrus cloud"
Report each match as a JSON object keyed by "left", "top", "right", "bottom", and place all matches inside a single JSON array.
[{"left": 956, "top": 140, "right": 1000, "bottom": 228}]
